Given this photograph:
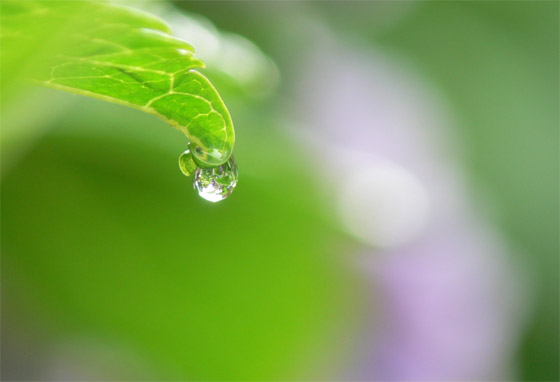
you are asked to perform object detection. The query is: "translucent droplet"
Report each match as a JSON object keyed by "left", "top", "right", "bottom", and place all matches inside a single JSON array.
[
  {"left": 191, "top": 144, "right": 231, "bottom": 167},
  {"left": 178, "top": 150, "right": 198, "bottom": 176},
  {"left": 193, "top": 155, "right": 238, "bottom": 202}
]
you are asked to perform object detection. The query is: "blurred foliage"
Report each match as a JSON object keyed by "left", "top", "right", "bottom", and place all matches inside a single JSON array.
[
  {"left": 373, "top": 4, "right": 559, "bottom": 380},
  {"left": 1, "top": 93, "right": 360, "bottom": 379}
]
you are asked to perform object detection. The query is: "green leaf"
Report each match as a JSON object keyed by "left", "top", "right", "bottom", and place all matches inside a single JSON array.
[{"left": 0, "top": 1, "right": 234, "bottom": 167}]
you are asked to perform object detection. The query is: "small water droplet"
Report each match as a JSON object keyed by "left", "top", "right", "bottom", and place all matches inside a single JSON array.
[
  {"left": 193, "top": 155, "right": 238, "bottom": 202},
  {"left": 178, "top": 150, "right": 198, "bottom": 176}
]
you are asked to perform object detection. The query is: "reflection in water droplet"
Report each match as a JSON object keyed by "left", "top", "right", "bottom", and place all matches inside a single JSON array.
[{"left": 193, "top": 155, "right": 238, "bottom": 202}]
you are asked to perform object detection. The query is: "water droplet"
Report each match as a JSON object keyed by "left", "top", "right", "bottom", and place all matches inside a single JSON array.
[
  {"left": 190, "top": 144, "right": 231, "bottom": 167},
  {"left": 178, "top": 150, "right": 198, "bottom": 176},
  {"left": 193, "top": 155, "right": 238, "bottom": 202}
]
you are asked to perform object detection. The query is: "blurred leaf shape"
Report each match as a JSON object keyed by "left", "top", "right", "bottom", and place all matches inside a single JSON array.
[{"left": 0, "top": 0, "right": 234, "bottom": 166}]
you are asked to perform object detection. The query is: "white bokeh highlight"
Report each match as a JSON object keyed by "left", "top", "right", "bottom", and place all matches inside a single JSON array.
[{"left": 339, "top": 161, "right": 430, "bottom": 248}]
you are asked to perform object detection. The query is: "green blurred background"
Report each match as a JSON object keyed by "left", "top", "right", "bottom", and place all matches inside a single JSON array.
[{"left": 2, "top": 1, "right": 558, "bottom": 381}]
